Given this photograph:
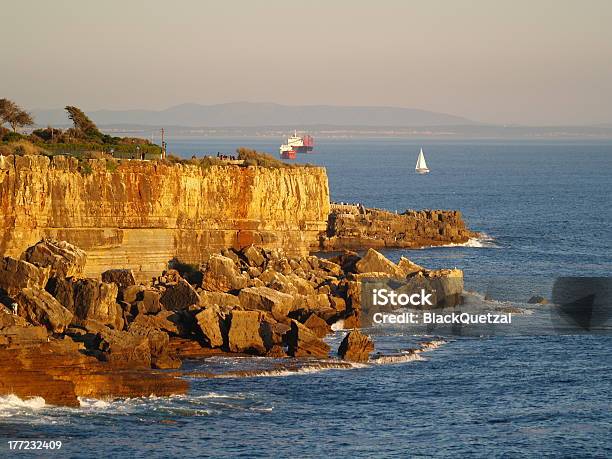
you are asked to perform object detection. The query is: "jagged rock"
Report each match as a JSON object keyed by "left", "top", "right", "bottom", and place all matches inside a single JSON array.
[
  {"left": 101, "top": 269, "right": 136, "bottom": 290},
  {"left": 265, "top": 345, "right": 287, "bottom": 358},
  {"left": 136, "top": 289, "right": 162, "bottom": 314},
  {"left": 71, "top": 279, "right": 123, "bottom": 330},
  {"left": 121, "top": 285, "right": 145, "bottom": 303},
  {"left": 338, "top": 330, "right": 374, "bottom": 362},
  {"left": 0, "top": 325, "right": 48, "bottom": 346},
  {"left": 95, "top": 327, "right": 152, "bottom": 368},
  {"left": 238, "top": 287, "right": 293, "bottom": 321},
  {"left": 286, "top": 320, "right": 330, "bottom": 358},
  {"left": 286, "top": 274, "right": 316, "bottom": 296},
  {"left": 45, "top": 276, "right": 75, "bottom": 311},
  {"left": 227, "top": 310, "right": 273, "bottom": 354},
  {"left": 247, "top": 266, "right": 262, "bottom": 278},
  {"left": 355, "top": 248, "right": 402, "bottom": 277},
  {"left": 160, "top": 279, "right": 200, "bottom": 310},
  {"left": 329, "top": 296, "right": 347, "bottom": 313},
  {"left": 161, "top": 269, "right": 182, "bottom": 284},
  {"left": 0, "top": 257, "right": 49, "bottom": 297},
  {"left": 0, "top": 309, "right": 29, "bottom": 330},
  {"left": 397, "top": 257, "right": 424, "bottom": 276},
  {"left": 16, "top": 288, "right": 73, "bottom": 333},
  {"left": 199, "top": 290, "right": 240, "bottom": 308},
  {"left": 528, "top": 295, "right": 548, "bottom": 304},
  {"left": 317, "top": 258, "right": 342, "bottom": 276},
  {"left": 330, "top": 250, "right": 361, "bottom": 274},
  {"left": 303, "top": 314, "right": 331, "bottom": 338},
  {"left": 195, "top": 307, "right": 226, "bottom": 348},
  {"left": 201, "top": 254, "right": 248, "bottom": 292},
  {"left": 21, "top": 239, "right": 86, "bottom": 277},
  {"left": 241, "top": 245, "right": 265, "bottom": 267},
  {"left": 130, "top": 310, "right": 179, "bottom": 335},
  {"left": 341, "top": 311, "right": 361, "bottom": 329}
]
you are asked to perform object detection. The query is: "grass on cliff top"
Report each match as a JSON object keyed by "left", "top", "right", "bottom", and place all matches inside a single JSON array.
[{"left": 163, "top": 148, "right": 315, "bottom": 169}]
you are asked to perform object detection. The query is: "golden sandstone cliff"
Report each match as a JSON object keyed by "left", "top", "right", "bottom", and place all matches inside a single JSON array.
[{"left": 0, "top": 155, "right": 330, "bottom": 280}]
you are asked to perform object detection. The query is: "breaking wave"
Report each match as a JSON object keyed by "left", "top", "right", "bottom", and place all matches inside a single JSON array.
[
  {"left": 370, "top": 339, "right": 447, "bottom": 365},
  {"left": 0, "top": 394, "right": 47, "bottom": 412},
  {"left": 429, "top": 233, "right": 499, "bottom": 249}
]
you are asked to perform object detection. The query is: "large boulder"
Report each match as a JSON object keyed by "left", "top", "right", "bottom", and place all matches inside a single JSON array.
[
  {"left": 101, "top": 269, "right": 136, "bottom": 290},
  {"left": 16, "top": 288, "right": 73, "bottom": 334},
  {"left": 303, "top": 314, "right": 331, "bottom": 339},
  {"left": 338, "top": 330, "right": 374, "bottom": 362},
  {"left": 286, "top": 320, "right": 330, "bottom": 358},
  {"left": 227, "top": 310, "right": 273, "bottom": 355},
  {"left": 0, "top": 257, "right": 49, "bottom": 297},
  {"left": 71, "top": 279, "right": 123, "bottom": 330},
  {"left": 127, "top": 314, "right": 180, "bottom": 369},
  {"left": 160, "top": 279, "right": 200, "bottom": 310},
  {"left": 201, "top": 254, "right": 248, "bottom": 292},
  {"left": 241, "top": 245, "right": 265, "bottom": 267},
  {"left": 238, "top": 287, "right": 293, "bottom": 321},
  {"left": 195, "top": 307, "right": 227, "bottom": 348},
  {"left": 199, "top": 291, "right": 240, "bottom": 308},
  {"left": 21, "top": 239, "right": 86, "bottom": 278},
  {"left": 355, "top": 249, "right": 402, "bottom": 277}
]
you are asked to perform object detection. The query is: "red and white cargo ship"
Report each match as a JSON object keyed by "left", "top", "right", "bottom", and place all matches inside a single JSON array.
[{"left": 279, "top": 131, "right": 314, "bottom": 159}]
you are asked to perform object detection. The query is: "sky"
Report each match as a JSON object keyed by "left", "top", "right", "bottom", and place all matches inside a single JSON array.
[{"left": 1, "top": 0, "right": 611, "bottom": 125}]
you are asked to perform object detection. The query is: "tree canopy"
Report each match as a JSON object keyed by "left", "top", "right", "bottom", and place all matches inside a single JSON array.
[
  {"left": 0, "top": 98, "right": 34, "bottom": 132},
  {"left": 65, "top": 106, "right": 101, "bottom": 138}
]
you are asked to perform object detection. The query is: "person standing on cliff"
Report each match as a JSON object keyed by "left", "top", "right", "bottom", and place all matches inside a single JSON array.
[{"left": 11, "top": 302, "right": 18, "bottom": 315}]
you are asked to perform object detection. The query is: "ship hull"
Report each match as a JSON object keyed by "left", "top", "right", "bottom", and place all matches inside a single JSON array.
[{"left": 281, "top": 150, "right": 297, "bottom": 159}]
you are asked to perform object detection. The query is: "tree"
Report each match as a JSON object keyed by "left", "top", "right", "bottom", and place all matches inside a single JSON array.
[
  {"left": 0, "top": 98, "right": 34, "bottom": 132},
  {"left": 65, "top": 106, "right": 101, "bottom": 138}
]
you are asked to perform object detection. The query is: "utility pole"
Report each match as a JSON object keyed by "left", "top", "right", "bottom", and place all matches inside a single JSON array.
[{"left": 161, "top": 128, "right": 165, "bottom": 159}]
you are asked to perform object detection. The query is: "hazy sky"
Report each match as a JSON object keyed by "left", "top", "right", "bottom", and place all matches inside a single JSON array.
[{"left": 2, "top": 0, "right": 611, "bottom": 125}]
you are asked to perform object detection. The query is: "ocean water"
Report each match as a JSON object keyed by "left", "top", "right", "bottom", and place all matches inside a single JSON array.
[{"left": 1, "top": 138, "right": 611, "bottom": 457}]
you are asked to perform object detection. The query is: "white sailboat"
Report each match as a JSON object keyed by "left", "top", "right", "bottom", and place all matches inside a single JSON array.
[{"left": 415, "top": 148, "right": 430, "bottom": 174}]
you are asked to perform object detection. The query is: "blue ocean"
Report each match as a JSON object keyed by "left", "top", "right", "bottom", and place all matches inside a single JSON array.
[{"left": 2, "top": 138, "right": 611, "bottom": 457}]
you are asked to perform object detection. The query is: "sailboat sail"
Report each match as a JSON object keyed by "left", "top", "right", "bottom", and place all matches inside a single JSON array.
[{"left": 415, "top": 148, "right": 429, "bottom": 173}]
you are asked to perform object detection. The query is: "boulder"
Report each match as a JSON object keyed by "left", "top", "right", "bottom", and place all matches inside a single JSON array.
[
  {"left": 227, "top": 310, "right": 273, "bottom": 354},
  {"left": 195, "top": 307, "right": 226, "bottom": 348},
  {"left": 95, "top": 326, "right": 152, "bottom": 368},
  {"left": 241, "top": 245, "right": 265, "bottom": 267},
  {"left": 528, "top": 295, "right": 548, "bottom": 304},
  {"left": 355, "top": 248, "right": 402, "bottom": 277},
  {"left": 45, "top": 276, "right": 75, "bottom": 311},
  {"left": 0, "top": 257, "right": 49, "bottom": 297},
  {"left": 397, "top": 257, "right": 424, "bottom": 276},
  {"left": 16, "top": 288, "right": 73, "bottom": 334},
  {"left": 101, "top": 269, "right": 136, "bottom": 290},
  {"left": 160, "top": 279, "right": 200, "bottom": 310},
  {"left": 201, "top": 254, "right": 248, "bottom": 292},
  {"left": 130, "top": 310, "right": 179, "bottom": 335},
  {"left": 199, "top": 290, "right": 240, "bottom": 308},
  {"left": 238, "top": 287, "right": 293, "bottom": 322},
  {"left": 303, "top": 314, "right": 331, "bottom": 338},
  {"left": 286, "top": 320, "right": 330, "bottom": 358},
  {"left": 71, "top": 279, "right": 123, "bottom": 330},
  {"left": 338, "top": 330, "right": 374, "bottom": 362},
  {"left": 120, "top": 285, "right": 145, "bottom": 303},
  {"left": 317, "top": 258, "right": 343, "bottom": 276},
  {"left": 21, "top": 239, "right": 86, "bottom": 277}
]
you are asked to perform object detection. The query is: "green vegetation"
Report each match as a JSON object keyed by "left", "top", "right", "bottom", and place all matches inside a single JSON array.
[
  {"left": 0, "top": 99, "right": 33, "bottom": 132},
  {"left": 236, "top": 147, "right": 298, "bottom": 168}
]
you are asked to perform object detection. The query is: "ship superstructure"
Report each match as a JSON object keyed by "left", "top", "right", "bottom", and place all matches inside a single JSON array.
[{"left": 280, "top": 131, "right": 314, "bottom": 159}]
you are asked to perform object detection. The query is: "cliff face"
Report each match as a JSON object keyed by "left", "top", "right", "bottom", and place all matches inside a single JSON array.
[
  {"left": 0, "top": 155, "right": 329, "bottom": 280},
  {"left": 321, "top": 205, "right": 476, "bottom": 250}
]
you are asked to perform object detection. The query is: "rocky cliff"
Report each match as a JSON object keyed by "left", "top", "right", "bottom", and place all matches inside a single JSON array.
[
  {"left": 0, "top": 155, "right": 329, "bottom": 280},
  {"left": 320, "top": 204, "right": 477, "bottom": 250}
]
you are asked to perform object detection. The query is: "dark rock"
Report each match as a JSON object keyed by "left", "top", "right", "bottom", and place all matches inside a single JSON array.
[
  {"left": 527, "top": 295, "right": 548, "bottom": 304},
  {"left": 101, "top": 269, "right": 136, "bottom": 290},
  {"left": 21, "top": 239, "right": 86, "bottom": 277},
  {"left": 338, "top": 330, "right": 374, "bottom": 362},
  {"left": 0, "top": 257, "right": 50, "bottom": 297},
  {"left": 71, "top": 279, "right": 123, "bottom": 330},
  {"left": 16, "top": 287, "right": 73, "bottom": 333},
  {"left": 160, "top": 279, "right": 200, "bottom": 311},
  {"left": 286, "top": 319, "right": 330, "bottom": 358}
]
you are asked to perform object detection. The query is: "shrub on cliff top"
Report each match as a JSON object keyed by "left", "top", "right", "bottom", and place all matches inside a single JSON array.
[{"left": 236, "top": 147, "right": 295, "bottom": 168}]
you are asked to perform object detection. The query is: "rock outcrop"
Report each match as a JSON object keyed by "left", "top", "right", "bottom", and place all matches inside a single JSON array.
[
  {"left": 322, "top": 205, "right": 477, "bottom": 250},
  {"left": 21, "top": 239, "right": 86, "bottom": 277},
  {"left": 338, "top": 330, "right": 374, "bottom": 362}
]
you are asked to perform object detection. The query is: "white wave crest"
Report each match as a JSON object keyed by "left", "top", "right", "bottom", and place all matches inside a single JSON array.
[
  {"left": 426, "top": 233, "right": 499, "bottom": 249},
  {"left": 0, "top": 394, "right": 46, "bottom": 411}
]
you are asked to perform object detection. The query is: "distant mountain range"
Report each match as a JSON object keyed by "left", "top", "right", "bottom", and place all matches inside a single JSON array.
[{"left": 32, "top": 102, "right": 478, "bottom": 128}]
